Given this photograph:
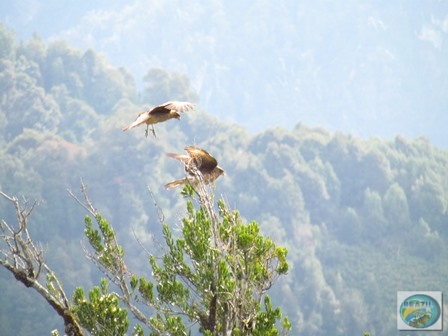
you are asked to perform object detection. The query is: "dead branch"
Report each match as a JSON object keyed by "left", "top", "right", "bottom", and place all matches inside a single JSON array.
[
  {"left": 0, "top": 191, "right": 83, "bottom": 336},
  {"left": 68, "top": 181, "right": 160, "bottom": 332}
]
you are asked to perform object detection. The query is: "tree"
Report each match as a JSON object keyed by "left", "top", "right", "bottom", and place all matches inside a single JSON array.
[
  {"left": 383, "top": 182, "right": 410, "bottom": 231},
  {"left": 1, "top": 180, "right": 290, "bottom": 335},
  {"left": 71, "top": 181, "right": 290, "bottom": 335},
  {"left": 141, "top": 68, "right": 199, "bottom": 105},
  {"left": 80, "top": 49, "right": 136, "bottom": 114},
  {"left": 0, "top": 23, "right": 16, "bottom": 60},
  {"left": 0, "top": 191, "right": 82, "bottom": 336}
]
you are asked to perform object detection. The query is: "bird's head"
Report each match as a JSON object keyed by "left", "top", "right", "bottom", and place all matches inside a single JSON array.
[
  {"left": 172, "top": 111, "right": 181, "bottom": 120},
  {"left": 216, "top": 166, "right": 225, "bottom": 177}
]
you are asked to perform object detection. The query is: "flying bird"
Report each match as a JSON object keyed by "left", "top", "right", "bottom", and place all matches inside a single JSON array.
[
  {"left": 165, "top": 146, "right": 224, "bottom": 190},
  {"left": 122, "top": 101, "right": 195, "bottom": 137}
]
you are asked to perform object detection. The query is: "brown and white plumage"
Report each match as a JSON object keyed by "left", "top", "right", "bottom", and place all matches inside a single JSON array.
[
  {"left": 165, "top": 146, "right": 224, "bottom": 189},
  {"left": 122, "top": 101, "right": 195, "bottom": 137}
]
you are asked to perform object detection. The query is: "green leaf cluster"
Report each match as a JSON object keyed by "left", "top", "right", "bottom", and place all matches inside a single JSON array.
[
  {"left": 84, "top": 214, "right": 125, "bottom": 273},
  {"left": 73, "top": 279, "right": 129, "bottom": 336}
]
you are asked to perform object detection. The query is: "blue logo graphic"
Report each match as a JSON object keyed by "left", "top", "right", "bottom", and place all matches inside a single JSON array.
[{"left": 399, "top": 294, "right": 441, "bottom": 329}]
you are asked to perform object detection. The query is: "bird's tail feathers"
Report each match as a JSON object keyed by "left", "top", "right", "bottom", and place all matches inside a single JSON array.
[
  {"left": 165, "top": 178, "right": 187, "bottom": 189},
  {"left": 166, "top": 153, "right": 190, "bottom": 163},
  {"left": 122, "top": 121, "right": 139, "bottom": 132}
]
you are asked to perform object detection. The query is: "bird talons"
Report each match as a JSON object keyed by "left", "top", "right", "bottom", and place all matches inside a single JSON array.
[{"left": 144, "top": 127, "right": 156, "bottom": 138}]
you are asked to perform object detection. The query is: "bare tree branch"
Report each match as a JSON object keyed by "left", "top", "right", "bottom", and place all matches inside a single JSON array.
[
  {"left": 68, "top": 181, "right": 160, "bottom": 332},
  {"left": 0, "top": 191, "right": 83, "bottom": 336}
]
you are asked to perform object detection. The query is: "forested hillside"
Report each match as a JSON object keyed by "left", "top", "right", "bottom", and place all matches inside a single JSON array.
[
  {"left": 2, "top": 1, "right": 448, "bottom": 147},
  {"left": 1, "top": 23, "right": 448, "bottom": 335}
]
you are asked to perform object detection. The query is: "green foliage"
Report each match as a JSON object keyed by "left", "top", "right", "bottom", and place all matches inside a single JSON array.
[
  {"left": 252, "top": 296, "right": 290, "bottom": 336},
  {"left": 73, "top": 279, "right": 129, "bottom": 336},
  {"left": 0, "top": 23, "right": 16, "bottom": 60},
  {"left": 142, "top": 68, "right": 198, "bottom": 104},
  {"left": 84, "top": 214, "right": 125, "bottom": 274},
  {"left": 65, "top": 180, "right": 290, "bottom": 335},
  {"left": 144, "top": 188, "right": 290, "bottom": 335}
]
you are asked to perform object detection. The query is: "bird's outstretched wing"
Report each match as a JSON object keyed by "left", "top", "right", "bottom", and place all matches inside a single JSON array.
[
  {"left": 184, "top": 146, "right": 218, "bottom": 173},
  {"left": 149, "top": 101, "right": 195, "bottom": 115},
  {"left": 166, "top": 146, "right": 224, "bottom": 190}
]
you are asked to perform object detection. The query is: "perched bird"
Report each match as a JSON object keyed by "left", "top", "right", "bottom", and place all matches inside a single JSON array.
[
  {"left": 165, "top": 146, "right": 224, "bottom": 190},
  {"left": 122, "top": 101, "right": 195, "bottom": 137}
]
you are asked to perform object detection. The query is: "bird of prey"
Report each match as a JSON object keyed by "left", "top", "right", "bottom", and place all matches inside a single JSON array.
[
  {"left": 122, "top": 101, "right": 195, "bottom": 137},
  {"left": 165, "top": 146, "right": 224, "bottom": 190}
]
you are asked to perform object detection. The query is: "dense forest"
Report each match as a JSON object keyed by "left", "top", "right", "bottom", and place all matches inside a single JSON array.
[{"left": 1, "top": 22, "right": 448, "bottom": 335}]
